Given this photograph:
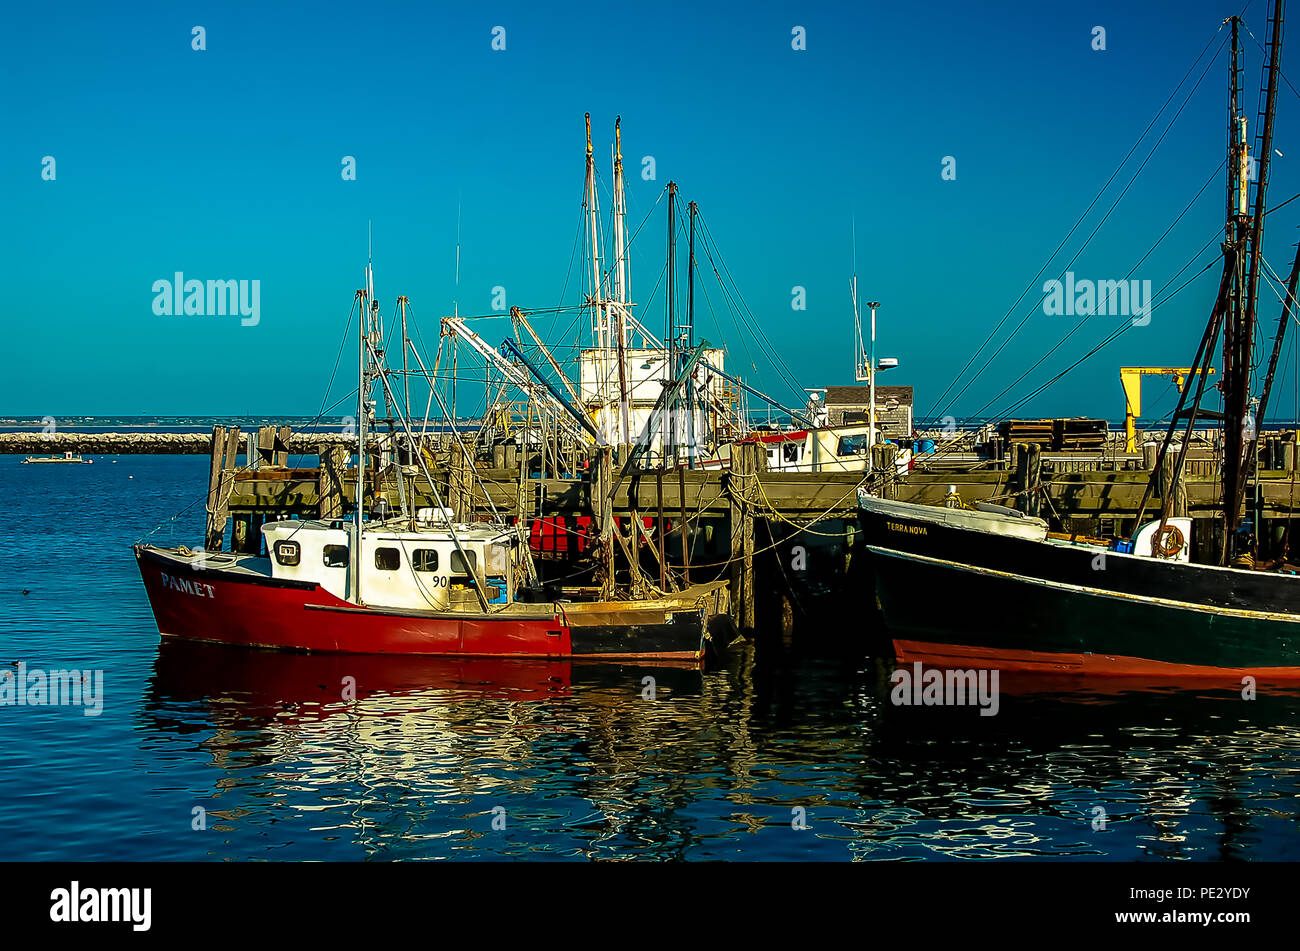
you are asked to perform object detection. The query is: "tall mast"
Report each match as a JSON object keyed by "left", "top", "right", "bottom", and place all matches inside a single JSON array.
[
  {"left": 612, "top": 117, "right": 628, "bottom": 308},
  {"left": 1226, "top": 0, "right": 1286, "bottom": 539},
  {"left": 399, "top": 295, "right": 411, "bottom": 422},
  {"left": 687, "top": 200, "right": 697, "bottom": 467},
  {"left": 354, "top": 269, "right": 369, "bottom": 604},
  {"left": 666, "top": 181, "right": 677, "bottom": 464},
  {"left": 867, "top": 302, "right": 880, "bottom": 449},
  {"left": 583, "top": 113, "right": 610, "bottom": 444},
  {"left": 1220, "top": 16, "right": 1248, "bottom": 554},
  {"left": 612, "top": 117, "right": 631, "bottom": 450}
]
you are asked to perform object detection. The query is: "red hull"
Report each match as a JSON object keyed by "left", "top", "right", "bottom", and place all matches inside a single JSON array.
[{"left": 136, "top": 546, "right": 699, "bottom": 660}]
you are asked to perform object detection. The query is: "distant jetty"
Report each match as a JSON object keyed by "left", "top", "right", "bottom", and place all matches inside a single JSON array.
[{"left": 0, "top": 431, "right": 354, "bottom": 455}]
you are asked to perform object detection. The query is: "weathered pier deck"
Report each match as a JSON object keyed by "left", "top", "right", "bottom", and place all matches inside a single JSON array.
[{"left": 9, "top": 428, "right": 1297, "bottom": 524}]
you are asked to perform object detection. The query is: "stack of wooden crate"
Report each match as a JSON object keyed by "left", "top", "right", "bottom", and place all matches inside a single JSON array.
[
  {"left": 997, "top": 419, "right": 1055, "bottom": 447},
  {"left": 1052, "top": 418, "right": 1108, "bottom": 452}
]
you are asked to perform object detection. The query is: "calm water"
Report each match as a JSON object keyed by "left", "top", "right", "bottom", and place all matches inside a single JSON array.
[{"left": 1, "top": 454, "right": 1298, "bottom": 861}]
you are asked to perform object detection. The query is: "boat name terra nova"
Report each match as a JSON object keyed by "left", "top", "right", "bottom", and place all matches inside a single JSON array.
[{"left": 886, "top": 521, "right": 928, "bottom": 536}]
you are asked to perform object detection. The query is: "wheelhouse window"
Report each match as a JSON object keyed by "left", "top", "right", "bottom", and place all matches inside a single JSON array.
[
  {"left": 375, "top": 547, "right": 400, "bottom": 571},
  {"left": 323, "top": 545, "right": 349, "bottom": 568},
  {"left": 273, "top": 540, "right": 301, "bottom": 567},
  {"left": 837, "top": 435, "right": 869, "bottom": 457},
  {"left": 413, "top": 549, "right": 439, "bottom": 572},
  {"left": 782, "top": 442, "right": 801, "bottom": 463},
  {"left": 450, "top": 550, "right": 478, "bottom": 575}
]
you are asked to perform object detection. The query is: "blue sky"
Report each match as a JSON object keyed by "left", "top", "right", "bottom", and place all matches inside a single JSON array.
[{"left": 3, "top": 0, "right": 1297, "bottom": 422}]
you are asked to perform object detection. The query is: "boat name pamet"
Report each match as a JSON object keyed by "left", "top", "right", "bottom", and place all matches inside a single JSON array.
[{"left": 159, "top": 572, "right": 215, "bottom": 599}]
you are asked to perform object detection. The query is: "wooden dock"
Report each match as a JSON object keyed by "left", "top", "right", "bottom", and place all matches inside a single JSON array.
[{"left": 12, "top": 424, "right": 1300, "bottom": 638}]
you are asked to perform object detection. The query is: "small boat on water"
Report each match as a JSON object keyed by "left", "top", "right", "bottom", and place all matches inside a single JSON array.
[
  {"left": 856, "top": 7, "right": 1300, "bottom": 681},
  {"left": 22, "top": 451, "right": 92, "bottom": 464}
]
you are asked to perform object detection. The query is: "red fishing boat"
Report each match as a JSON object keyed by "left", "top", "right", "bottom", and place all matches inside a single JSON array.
[
  {"left": 136, "top": 226, "right": 731, "bottom": 658},
  {"left": 135, "top": 516, "right": 727, "bottom": 660}
]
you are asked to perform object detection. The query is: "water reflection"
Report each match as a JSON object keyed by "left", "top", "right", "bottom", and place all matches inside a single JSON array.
[{"left": 140, "top": 640, "right": 1300, "bottom": 861}]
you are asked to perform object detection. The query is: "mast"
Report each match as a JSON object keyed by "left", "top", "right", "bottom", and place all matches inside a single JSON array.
[
  {"left": 666, "top": 181, "right": 677, "bottom": 463},
  {"left": 354, "top": 271, "right": 369, "bottom": 604},
  {"left": 687, "top": 200, "right": 697, "bottom": 467},
  {"left": 612, "top": 117, "right": 631, "bottom": 451},
  {"left": 867, "top": 302, "right": 880, "bottom": 449},
  {"left": 1220, "top": 16, "right": 1247, "bottom": 555},
  {"left": 583, "top": 114, "right": 610, "bottom": 444},
  {"left": 1226, "top": 0, "right": 1285, "bottom": 545},
  {"left": 1138, "top": 7, "right": 1284, "bottom": 565},
  {"left": 399, "top": 295, "right": 410, "bottom": 423},
  {"left": 612, "top": 118, "right": 628, "bottom": 308}
]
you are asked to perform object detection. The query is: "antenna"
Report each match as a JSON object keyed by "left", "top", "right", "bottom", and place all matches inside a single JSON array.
[
  {"left": 454, "top": 192, "right": 462, "bottom": 318},
  {"left": 851, "top": 214, "right": 857, "bottom": 274},
  {"left": 851, "top": 216, "right": 868, "bottom": 383}
]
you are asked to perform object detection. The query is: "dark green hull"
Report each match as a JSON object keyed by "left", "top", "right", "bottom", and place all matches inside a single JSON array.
[{"left": 859, "top": 499, "right": 1300, "bottom": 677}]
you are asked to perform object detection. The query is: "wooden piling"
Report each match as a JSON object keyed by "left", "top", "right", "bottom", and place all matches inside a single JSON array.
[
  {"left": 678, "top": 465, "right": 691, "bottom": 586},
  {"left": 871, "top": 443, "right": 898, "bottom": 499},
  {"left": 597, "top": 447, "right": 615, "bottom": 600},
  {"left": 1160, "top": 446, "right": 1188, "bottom": 518},
  {"left": 204, "top": 425, "right": 241, "bottom": 551},
  {"left": 728, "top": 443, "right": 756, "bottom": 631},
  {"left": 1026, "top": 443, "right": 1042, "bottom": 518},
  {"left": 318, "top": 445, "right": 348, "bottom": 520},
  {"left": 656, "top": 467, "right": 667, "bottom": 591}
]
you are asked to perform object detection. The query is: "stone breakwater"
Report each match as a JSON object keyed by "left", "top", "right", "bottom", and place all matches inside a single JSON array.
[{"left": 0, "top": 432, "right": 355, "bottom": 455}]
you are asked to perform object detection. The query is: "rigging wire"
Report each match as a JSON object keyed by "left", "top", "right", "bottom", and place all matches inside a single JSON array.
[
  {"left": 928, "top": 24, "right": 1231, "bottom": 418},
  {"left": 967, "top": 158, "right": 1228, "bottom": 421},
  {"left": 937, "top": 30, "right": 1231, "bottom": 421}
]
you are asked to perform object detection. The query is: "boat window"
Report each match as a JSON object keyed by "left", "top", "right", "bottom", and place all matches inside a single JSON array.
[
  {"left": 323, "top": 545, "right": 349, "bottom": 568},
  {"left": 782, "top": 443, "right": 800, "bottom": 463},
  {"left": 450, "top": 549, "right": 478, "bottom": 575},
  {"left": 412, "top": 549, "right": 439, "bottom": 572},
  {"left": 375, "top": 547, "right": 400, "bottom": 571},
  {"left": 273, "top": 540, "right": 301, "bottom": 567},
  {"left": 837, "top": 435, "right": 869, "bottom": 456}
]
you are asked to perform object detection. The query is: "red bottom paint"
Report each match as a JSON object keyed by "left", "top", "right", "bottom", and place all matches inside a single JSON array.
[{"left": 894, "top": 638, "right": 1300, "bottom": 683}]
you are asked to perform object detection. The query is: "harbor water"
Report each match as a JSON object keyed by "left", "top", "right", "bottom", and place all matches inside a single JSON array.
[{"left": 2, "top": 454, "right": 1298, "bottom": 861}]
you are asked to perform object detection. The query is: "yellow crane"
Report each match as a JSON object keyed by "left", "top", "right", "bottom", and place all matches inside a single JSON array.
[{"left": 1120, "top": 366, "right": 1214, "bottom": 453}]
